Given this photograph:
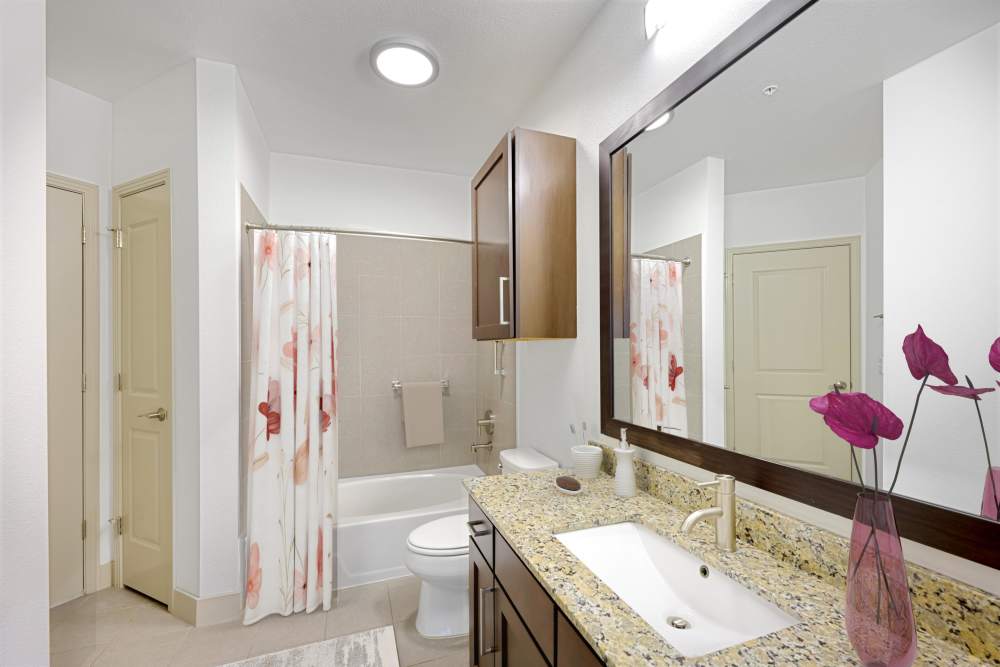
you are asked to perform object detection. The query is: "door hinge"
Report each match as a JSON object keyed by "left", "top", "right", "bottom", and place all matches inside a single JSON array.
[
  {"left": 81, "top": 226, "right": 87, "bottom": 245},
  {"left": 82, "top": 519, "right": 87, "bottom": 540},
  {"left": 82, "top": 372, "right": 87, "bottom": 393},
  {"left": 112, "top": 515, "right": 123, "bottom": 536},
  {"left": 116, "top": 372, "right": 123, "bottom": 391},
  {"left": 113, "top": 228, "right": 123, "bottom": 249}
]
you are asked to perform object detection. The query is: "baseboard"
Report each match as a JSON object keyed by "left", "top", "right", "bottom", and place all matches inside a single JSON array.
[
  {"left": 97, "top": 562, "right": 113, "bottom": 590},
  {"left": 171, "top": 588, "right": 243, "bottom": 627}
]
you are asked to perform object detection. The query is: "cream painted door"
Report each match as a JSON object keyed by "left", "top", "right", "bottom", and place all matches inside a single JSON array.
[
  {"left": 731, "top": 244, "right": 853, "bottom": 480},
  {"left": 47, "top": 185, "right": 85, "bottom": 607},
  {"left": 119, "top": 181, "right": 173, "bottom": 604}
]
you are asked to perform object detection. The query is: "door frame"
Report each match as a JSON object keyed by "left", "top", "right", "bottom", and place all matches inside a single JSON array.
[
  {"left": 46, "top": 173, "right": 103, "bottom": 597},
  {"left": 110, "top": 169, "right": 173, "bottom": 596},
  {"left": 724, "top": 236, "right": 861, "bottom": 479}
]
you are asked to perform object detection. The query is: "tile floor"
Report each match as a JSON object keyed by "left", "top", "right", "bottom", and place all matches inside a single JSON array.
[{"left": 50, "top": 576, "right": 467, "bottom": 667}]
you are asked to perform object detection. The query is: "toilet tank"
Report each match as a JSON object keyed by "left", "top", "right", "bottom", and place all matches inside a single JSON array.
[{"left": 499, "top": 447, "right": 558, "bottom": 474}]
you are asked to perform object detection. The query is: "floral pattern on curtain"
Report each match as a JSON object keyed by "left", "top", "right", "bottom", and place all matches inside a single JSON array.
[
  {"left": 244, "top": 230, "right": 338, "bottom": 625},
  {"left": 629, "top": 257, "right": 687, "bottom": 437}
]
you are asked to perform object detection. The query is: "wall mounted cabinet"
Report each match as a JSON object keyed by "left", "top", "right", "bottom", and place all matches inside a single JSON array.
[{"left": 471, "top": 128, "right": 576, "bottom": 340}]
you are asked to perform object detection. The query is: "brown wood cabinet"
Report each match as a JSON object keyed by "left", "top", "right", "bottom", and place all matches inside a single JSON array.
[
  {"left": 471, "top": 128, "right": 577, "bottom": 340},
  {"left": 468, "top": 497, "right": 605, "bottom": 667}
]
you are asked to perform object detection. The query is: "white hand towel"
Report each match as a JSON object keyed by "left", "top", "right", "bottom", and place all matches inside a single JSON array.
[{"left": 401, "top": 381, "right": 445, "bottom": 447}]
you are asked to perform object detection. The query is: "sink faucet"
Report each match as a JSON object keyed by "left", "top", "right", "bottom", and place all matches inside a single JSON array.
[{"left": 679, "top": 474, "right": 736, "bottom": 552}]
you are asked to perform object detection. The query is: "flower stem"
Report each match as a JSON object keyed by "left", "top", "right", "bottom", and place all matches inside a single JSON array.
[
  {"left": 967, "top": 375, "right": 1000, "bottom": 515},
  {"left": 872, "top": 447, "right": 880, "bottom": 496},
  {"left": 889, "top": 375, "right": 929, "bottom": 494},
  {"left": 850, "top": 448, "right": 865, "bottom": 492}
]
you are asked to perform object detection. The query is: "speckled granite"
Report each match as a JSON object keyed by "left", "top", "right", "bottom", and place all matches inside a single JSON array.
[
  {"left": 466, "top": 471, "right": 988, "bottom": 666},
  {"left": 598, "top": 444, "right": 1000, "bottom": 663}
]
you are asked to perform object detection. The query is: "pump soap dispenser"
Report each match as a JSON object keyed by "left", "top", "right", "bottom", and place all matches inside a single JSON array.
[{"left": 614, "top": 427, "right": 636, "bottom": 498}]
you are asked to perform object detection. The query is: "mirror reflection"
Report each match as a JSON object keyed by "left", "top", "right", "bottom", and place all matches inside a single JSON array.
[{"left": 611, "top": 0, "right": 1000, "bottom": 520}]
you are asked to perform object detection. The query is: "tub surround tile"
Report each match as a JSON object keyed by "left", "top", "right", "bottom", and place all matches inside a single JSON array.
[
  {"left": 598, "top": 444, "right": 1000, "bottom": 663},
  {"left": 466, "top": 472, "right": 988, "bottom": 666}
]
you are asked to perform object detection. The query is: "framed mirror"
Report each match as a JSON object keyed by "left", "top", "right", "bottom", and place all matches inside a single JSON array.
[{"left": 600, "top": 0, "right": 1000, "bottom": 568}]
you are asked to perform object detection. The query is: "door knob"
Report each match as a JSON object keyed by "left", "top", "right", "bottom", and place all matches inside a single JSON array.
[
  {"left": 139, "top": 407, "right": 168, "bottom": 422},
  {"left": 830, "top": 381, "right": 848, "bottom": 391}
]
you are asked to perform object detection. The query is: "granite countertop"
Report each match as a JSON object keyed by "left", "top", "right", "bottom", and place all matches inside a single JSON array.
[{"left": 465, "top": 471, "right": 983, "bottom": 666}]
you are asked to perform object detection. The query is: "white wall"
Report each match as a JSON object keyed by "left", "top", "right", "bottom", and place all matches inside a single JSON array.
[
  {"left": 270, "top": 153, "right": 468, "bottom": 239},
  {"left": 0, "top": 0, "right": 50, "bottom": 663},
  {"left": 513, "top": 0, "right": 998, "bottom": 588},
  {"left": 883, "top": 25, "right": 999, "bottom": 514},
  {"left": 113, "top": 60, "right": 202, "bottom": 595},
  {"left": 631, "top": 156, "right": 726, "bottom": 445},
  {"left": 46, "top": 78, "right": 115, "bottom": 564}
]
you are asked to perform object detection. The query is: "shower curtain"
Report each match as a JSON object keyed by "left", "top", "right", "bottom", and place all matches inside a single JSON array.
[
  {"left": 629, "top": 257, "right": 687, "bottom": 437},
  {"left": 244, "top": 230, "right": 338, "bottom": 624}
]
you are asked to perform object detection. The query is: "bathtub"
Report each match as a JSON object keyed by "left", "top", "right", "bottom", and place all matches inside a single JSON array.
[{"left": 336, "top": 464, "right": 482, "bottom": 589}]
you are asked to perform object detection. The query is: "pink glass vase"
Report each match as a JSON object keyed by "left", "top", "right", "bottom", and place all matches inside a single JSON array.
[
  {"left": 845, "top": 492, "right": 917, "bottom": 667},
  {"left": 982, "top": 466, "right": 1000, "bottom": 520}
]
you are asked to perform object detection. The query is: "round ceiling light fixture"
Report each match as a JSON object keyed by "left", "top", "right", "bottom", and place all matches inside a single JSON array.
[
  {"left": 644, "top": 110, "right": 673, "bottom": 132},
  {"left": 762, "top": 84, "right": 779, "bottom": 97},
  {"left": 370, "top": 39, "right": 439, "bottom": 87}
]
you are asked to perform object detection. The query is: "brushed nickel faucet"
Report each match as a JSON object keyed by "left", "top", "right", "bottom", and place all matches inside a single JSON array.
[{"left": 679, "top": 474, "right": 737, "bottom": 552}]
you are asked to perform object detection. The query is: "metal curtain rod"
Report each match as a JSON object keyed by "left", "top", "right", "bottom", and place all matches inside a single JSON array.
[
  {"left": 244, "top": 222, "right": 472, "bottom": 246},
  {"left": 632, "top": 253, "right": 692, "bottom": 266}
]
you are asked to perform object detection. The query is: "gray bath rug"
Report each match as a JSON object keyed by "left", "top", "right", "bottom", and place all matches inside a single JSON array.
[{"left": 222, "top": 625, "right": 399, "bottom": 667}]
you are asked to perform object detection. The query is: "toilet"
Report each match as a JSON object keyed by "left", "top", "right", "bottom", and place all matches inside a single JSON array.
[
  {"left": 404, "top": 448, "right": 558, "bottom": 638},
  {"left": 499, "top": 446, "right": 559, "bottom": 474},
  {"left": 404, "top": 513, "right": 471, "bottom": 638}
]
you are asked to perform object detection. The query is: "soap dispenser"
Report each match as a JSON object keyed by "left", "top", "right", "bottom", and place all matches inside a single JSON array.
[{"left": 614, "top": 427, "right": 636, "bottom": 498}]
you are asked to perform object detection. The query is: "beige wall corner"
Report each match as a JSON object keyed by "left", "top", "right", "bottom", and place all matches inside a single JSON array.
[{"left": 172, "top": 589, "right": 243, "bottom": 627}]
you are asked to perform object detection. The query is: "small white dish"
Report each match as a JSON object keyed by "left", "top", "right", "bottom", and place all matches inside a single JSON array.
[{"left": 555, "top": 476, "right": 583, "bottom": 495}]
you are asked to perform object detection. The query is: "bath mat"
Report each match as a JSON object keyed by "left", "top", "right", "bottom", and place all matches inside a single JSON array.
[{"left": 222, "top": 625, "right": 399, "bottom": 667}]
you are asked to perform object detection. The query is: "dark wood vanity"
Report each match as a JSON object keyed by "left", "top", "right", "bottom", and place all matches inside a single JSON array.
[
  {"left": 471, "top": 128, "right": 577, "bottom": 341},
  {"left": 468, "top": 497, "right": 603, "bottom": 667}
]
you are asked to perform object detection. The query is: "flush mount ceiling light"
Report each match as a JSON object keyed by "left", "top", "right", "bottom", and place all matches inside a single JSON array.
[
  {"left": 645, "top": 0, "right": 669, "bottom": 39},
  {"left": 762, "top": 84, "right": 779, "bottom": 96},
  {"left": 644, "top": 110, "right": 673, "bottom": 132},
  {"left": 370, "top": 39, "right": 438, "bottom": 87}
]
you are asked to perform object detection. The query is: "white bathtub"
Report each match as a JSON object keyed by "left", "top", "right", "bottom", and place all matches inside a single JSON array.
[{"left": 336, "top": 464, "right": 482, "bottom": 589}]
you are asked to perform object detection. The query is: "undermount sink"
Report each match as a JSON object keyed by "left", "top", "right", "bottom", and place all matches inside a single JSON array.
[{"left": 555, "top": 522, "right": 798, "bottom": 658}]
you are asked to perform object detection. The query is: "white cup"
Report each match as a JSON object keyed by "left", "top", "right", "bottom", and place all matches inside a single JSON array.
[{"left": 571, "top": 444, "right": 603, "bottom": 480}]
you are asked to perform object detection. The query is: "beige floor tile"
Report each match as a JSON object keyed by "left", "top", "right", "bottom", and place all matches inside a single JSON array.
[
  {"left": 170, "top": 621, "right": 255, "bottom": 667},
  {"left": 325, "top": 581, "right": 393, "bottom": 639},
  {"left": 50, "top": 644, "right": 108, "bottom": 667},
  {"left": 410, "top": 652, "right": 468, "bottom": 667},
  {"left": 50, "top": 607, "right": 134, "bottom": 653},
  {"left": 94, "top": 633, "right": 186, "bottom": 667},
  {"left": 118, "top": 604, "right": 192, "bottom": 645},
  {"left": 388, "top": 576, "right": 467, "bottom": 667},
  {"left": 51, "top": 588, "right": 155, "bottom": 626},
  {"left": 245, "top": 610, "right": 327, "bottom": 657}
]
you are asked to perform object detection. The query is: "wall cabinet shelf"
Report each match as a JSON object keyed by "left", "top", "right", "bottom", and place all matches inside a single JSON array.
[
  {"left": 468, "top": 497, "right": 604, "bottom": 667},
  {"left": 471, "top": 128, "right": 577, "bottom": 340}
]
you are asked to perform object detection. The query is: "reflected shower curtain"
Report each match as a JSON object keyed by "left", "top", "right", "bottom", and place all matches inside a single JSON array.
[
  {"left": 629, "top": 258, "right": 687, "bottom": 436},
  {"left": 244, "top": 230, "right": 338, "bottom": 624}
]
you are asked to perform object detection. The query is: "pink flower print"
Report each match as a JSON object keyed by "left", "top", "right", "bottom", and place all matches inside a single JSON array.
[
  {"left": 293, "top": 567, "right": 306, "bottom": 608},
  {"left": 257, "top": 232, "right": 278, "bottom": 272},
  {"left": 246, "top": 542, "right": 262, "bottom": 610},
  {"left": 668, "top": 262, "right": 679, "bottom": 285},
  {"left": 295, "top": 244, "right": 311, "bottom": 280},
  {"left": 293, "top": 440, "right": 309, "bottom": 485},
  {"left": 320, "top": 393, "right": 335, "bottom": 431},
  {"left": 316, "top": 528, "right": 324, "bottom": 590},
  {"left": 257, "top": 379, "right": 280, "bottom": 440},
  {"left": 668, "top": 354, "right": 684, "bottom": 391}
]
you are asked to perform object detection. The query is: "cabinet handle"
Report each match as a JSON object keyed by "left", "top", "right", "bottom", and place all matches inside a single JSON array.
[
  {"left": 467, "top": 520, "right": 491, "bottom": 538},
  {"left": 478, "top": 585, "right": 497, "bottom": 658},
  {"left": 498, "top": 276, "right": 509, "bottom": 326}
]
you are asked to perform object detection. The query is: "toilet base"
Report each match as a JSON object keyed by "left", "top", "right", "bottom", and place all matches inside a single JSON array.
[{"left": 415, "top": 578, "right": 469, "bottom": 638}]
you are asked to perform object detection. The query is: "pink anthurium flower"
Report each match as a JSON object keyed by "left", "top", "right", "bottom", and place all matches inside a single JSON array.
[
  {"left": 928, "top": 384, "right": 995, "bottom": 400},
  {"left": 902, "top": 325, "right": 957, "bottom": 385},
  {"left": 809, "top": 392, "right": 903, "bottom": 450},
  {"left": 990, "top": 337, "right": 1000, "bottom": 373}
]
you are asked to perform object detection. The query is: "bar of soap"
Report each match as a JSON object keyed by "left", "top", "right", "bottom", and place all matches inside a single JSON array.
[{"left": 556, "top": 475, "right": 582, "bottom": 494}]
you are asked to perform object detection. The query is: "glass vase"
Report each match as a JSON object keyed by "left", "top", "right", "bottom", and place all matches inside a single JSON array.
[
  {"left": 981, "top": 466, "right": 1000, "bottom": 520},
  {"left": 845, "top": 492, "right": 917, "bottom": 667}
]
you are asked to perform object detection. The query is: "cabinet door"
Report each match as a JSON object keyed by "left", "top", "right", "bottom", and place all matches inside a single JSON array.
[
  {"left": 470, "top": 541, "right": 496, "bottom": 667},
  {"left": 472, "top": 134, "right": 514, "bottom": 340},
  {"left": 495, "top": 587, "right": 548, "bottom": 667},
  {"left": 557, "top": 610, "right": 604, "bottom": 667}
]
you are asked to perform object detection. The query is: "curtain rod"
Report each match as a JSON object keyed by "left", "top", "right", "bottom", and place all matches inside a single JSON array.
[
  {"left": 632, "top": 253, "right": 692, "bottom": 266},
  {"left": 244, "top": 222, "right": 472, "bottom": 245}
]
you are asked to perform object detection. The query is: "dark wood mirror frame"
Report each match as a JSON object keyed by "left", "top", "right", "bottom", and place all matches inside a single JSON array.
[{"left": 598, "top": 0, "right": 999, "bottom": 570}]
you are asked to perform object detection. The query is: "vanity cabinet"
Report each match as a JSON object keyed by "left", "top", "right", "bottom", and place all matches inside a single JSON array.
[
  {"left": 471, "top": 128, "right": 577, "bottom": 340},
  {"left": 468, "top": 497, "right": 605, "bottom": 667}
]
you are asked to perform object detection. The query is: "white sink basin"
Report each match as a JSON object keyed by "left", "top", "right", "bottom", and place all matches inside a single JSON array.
[{"left": 555, "top": 522, "right": 797, "bottom": 658}]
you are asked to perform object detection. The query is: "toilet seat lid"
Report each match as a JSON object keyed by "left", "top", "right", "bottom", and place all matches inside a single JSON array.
[{"left": 407, "top": 513, "right": 469, "bottom": 557}]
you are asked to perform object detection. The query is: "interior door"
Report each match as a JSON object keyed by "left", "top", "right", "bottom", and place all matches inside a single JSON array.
[
  {"left": 730, "top": 243, "right": 854, "bottom": 480},
  {"left": 472, "top": 134, "right": 514, "bottom": 340},
  {"left": 119, "top": 180, "right": 173, "bottom": 604},
  {"left": 47, "top": 184, "right": 85, "bottom": 607}
]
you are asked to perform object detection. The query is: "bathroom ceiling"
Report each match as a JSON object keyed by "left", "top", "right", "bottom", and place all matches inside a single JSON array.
[
  {"left": 627, "top": 0, "right": 1000, "bottom": 194},
  {"left": 46, "top": 0, "right": 606, "bottom": 175}
]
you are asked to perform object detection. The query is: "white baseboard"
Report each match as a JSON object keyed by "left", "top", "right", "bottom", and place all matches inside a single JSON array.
[{"left": 171, "top": 588, "right": 242, "bottom": 627}]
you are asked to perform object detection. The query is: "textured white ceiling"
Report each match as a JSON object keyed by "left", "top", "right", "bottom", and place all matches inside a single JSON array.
[
  {"left": 47, "top": 0, "right": 606, "bottom": 174},
  {"left": 627, "top": 0, "right": 1000, "bottom": 194}
]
